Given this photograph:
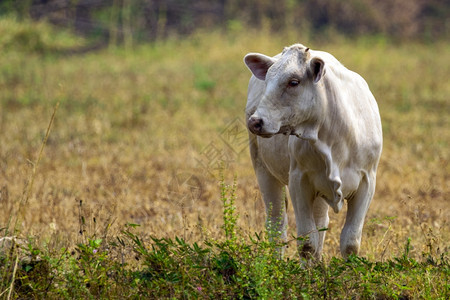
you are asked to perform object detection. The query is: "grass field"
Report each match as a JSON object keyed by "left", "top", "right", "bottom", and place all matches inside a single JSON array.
[{"left": 0, "top": 16, "right": 449, "bottom": 298}]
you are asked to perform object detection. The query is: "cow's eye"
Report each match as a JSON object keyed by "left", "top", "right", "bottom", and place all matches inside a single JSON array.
[{"left": 288, "top": 79, "right": 299, "bottom": 87}]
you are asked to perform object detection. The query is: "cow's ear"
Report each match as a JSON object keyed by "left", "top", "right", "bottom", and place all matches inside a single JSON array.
[
  {"left": 244, "top": 53, "right": 275, "bottom": 81},
  {"left": 310, "top": 57, "right": 325, "bottom": 83}
]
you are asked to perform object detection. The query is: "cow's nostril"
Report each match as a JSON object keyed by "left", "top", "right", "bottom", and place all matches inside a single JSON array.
[{"left": 254, "top": 120, "right": 262, "bottom": 130}]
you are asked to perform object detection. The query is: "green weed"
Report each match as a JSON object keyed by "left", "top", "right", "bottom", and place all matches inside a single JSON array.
[{"left": 1, "top": 179, "right": 448, "bottom": 298}]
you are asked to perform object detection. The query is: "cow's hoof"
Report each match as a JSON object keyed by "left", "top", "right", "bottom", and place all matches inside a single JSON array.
[
  {"left": 299, "top": 243, "right": 315, "bottom": 258},
  {"left": 342, "top": 244, "right": 359, "bottom": 257}
]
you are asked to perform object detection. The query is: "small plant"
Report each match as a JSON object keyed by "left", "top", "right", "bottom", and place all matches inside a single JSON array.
[
  {"left": 220, "top": 174, "right": 238, "bottom": 243},
  {"left": 75, "top": 238, "right": 109, "bottom": 294}
]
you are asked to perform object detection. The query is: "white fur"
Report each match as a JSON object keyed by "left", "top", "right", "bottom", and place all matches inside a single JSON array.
[{"left": 244, "top": 44, "right": 382, "bottom": 259}]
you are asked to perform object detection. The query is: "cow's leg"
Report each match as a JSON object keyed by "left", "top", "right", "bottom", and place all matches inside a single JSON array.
[
  {"left": 340, "top": 172, "right": 376, "bottom": 257},
  {"left": 255, "top": 167, "right": 288, "bottom": 246},
  {"left": 289, "top": 168, "right": 319, "bottom": 259},
  {"left": 249, "top": 136, "right": 288, "bottom": 251},
  {"left": 313, "top": 197, "right": 329, "bottom": 256}
]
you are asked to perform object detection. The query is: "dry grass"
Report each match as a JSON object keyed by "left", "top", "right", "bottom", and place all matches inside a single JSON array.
[{"left": 0, "top": 18, "right": 448, "bottom": 266}]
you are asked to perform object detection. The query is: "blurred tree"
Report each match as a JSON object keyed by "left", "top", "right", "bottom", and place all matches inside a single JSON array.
[{"left": 0, "top": 0, "right": 447, "bottom": 42}]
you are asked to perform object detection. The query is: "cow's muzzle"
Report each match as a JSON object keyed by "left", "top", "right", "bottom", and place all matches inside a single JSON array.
[
  {"left": 248, "top": 116, "right": 263, "bottom": 134},
  {"left": 248, "top": 116, "right": 274, "bottom": 138}
]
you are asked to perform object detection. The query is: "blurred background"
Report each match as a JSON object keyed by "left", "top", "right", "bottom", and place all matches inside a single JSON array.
[{"left": 1, "top": 0, "right": 448, "bottom": 47}]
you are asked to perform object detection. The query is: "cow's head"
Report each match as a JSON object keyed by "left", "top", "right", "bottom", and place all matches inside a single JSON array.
[{"left": 244, "top": 44, "right": 326, "bottom": 138}]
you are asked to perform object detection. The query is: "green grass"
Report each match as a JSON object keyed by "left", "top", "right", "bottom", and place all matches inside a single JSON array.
[
  {"left": 0, "top": 15, "right": 449, "bottom": 298},
  {"left": 1, "top": 180, "right": 448, "bottom": 299}
]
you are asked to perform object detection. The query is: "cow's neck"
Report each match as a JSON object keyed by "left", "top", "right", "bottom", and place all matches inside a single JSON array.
[{"left": 293, "top": 83, "right": 327, "bottom": 143}]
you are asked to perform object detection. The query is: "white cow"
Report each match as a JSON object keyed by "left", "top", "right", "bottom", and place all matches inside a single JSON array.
[{"left": 244, "top": 44, "right": 382, "bottom": 259}]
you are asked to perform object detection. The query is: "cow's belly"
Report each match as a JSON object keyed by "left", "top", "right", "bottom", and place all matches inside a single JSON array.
[{"left": 257, "top": 135, "right": 290, "bottom": 185}]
